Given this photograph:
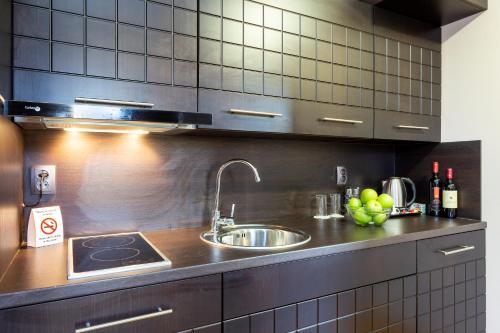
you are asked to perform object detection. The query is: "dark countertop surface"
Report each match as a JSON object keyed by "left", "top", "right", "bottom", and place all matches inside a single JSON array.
[{"left": 0, "top": 215, "right": 486, "bottom": 310}]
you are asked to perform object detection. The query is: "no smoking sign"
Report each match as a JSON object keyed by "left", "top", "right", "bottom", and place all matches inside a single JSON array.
[
  {"left": 41, "top": 218, "right": 58, "bottom": 235},
  {"left": 27, "top": 206, "right": 64, "bottom": 247}
]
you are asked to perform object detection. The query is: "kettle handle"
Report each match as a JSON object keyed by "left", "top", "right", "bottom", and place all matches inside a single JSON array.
[{"left": 401, "top": 177, "right": 416, "bottom": 207}]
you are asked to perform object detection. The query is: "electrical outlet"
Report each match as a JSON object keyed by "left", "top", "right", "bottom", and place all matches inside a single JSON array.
[
  {"left": 31, "top": 165, "right": 56, "bottom": 195},
  {"left": 336, "top": 166, "right": 348, "bottom": 185}
]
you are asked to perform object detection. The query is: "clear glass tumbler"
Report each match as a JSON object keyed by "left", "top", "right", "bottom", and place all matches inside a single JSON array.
[
  {"left": 329, "top": 193, "right": 343, "bottom": 218},
  {"left": 314, "top": 194, "right": 329, "bottom": 220}
]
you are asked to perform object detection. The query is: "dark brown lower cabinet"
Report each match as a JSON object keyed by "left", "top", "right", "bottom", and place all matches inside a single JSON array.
[
  {"left": 223, "top": 275, "right": 418, "bottom": 333},
  {"left": 221, "top": 231, "right": 486, "bottom": 333},
  {"left": 223, "top": 242, "right": 417, "bottom": 319},
  {"left": 0, "top": 275, "right": 221, "bottom": 333},
  {"left": 0, "top": 231, "right": 486, "bottom": 333},
  {"left": 416, "top": 231, "right": 486, "bottom": 333},
  {"left": 416, "top": 258, "right": 486, "bottom": 333}
]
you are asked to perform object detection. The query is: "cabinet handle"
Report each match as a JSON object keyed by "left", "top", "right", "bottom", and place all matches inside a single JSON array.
[
  {"left": 395, "top": 125, "right": 430, "bottom": 130},
  {"left": 438, "top": 245, "right": 475, "bottom": 256},
  {"left": 75, "top": 307, "right": 173, "bottom": 333},
  {"left": 228, "top": 109, "right": 283, "bottom": 117},
  {"left": 75, "top": 97, "right": 154, "bottom": 108},
  {"left": 319, "top": 117, "right": 363, "bottom": 124}
]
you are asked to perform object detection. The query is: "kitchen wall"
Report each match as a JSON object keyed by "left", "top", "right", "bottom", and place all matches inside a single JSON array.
[
  {"left": 441, "top": 4, "right": 498, "bottom": 329},
  {"left": 23, "top": 131, "right": 395, "bottom": 236},
  {"left": 0, "top": 0, "right": 17, "bottom": 281},
  {"left": 396, "top": 141, "right": 481, "bottom": 220},
  {"left": 0, "top": 117, "right": 23, "bottom": 280}
]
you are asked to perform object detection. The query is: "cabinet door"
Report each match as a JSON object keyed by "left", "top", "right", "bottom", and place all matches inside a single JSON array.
[
  {"left": 374, "top": 110, "right": 440, "bottom": 142},
  {"left": 198, "top": 0, "right": 375, "bottom": 138},
  {"left": 223, "top": 242, "right": 416, "bottom": 319},
  {"left": 0, "top": 275, "right": 221, "bottom": 333},
  {"left": 223, "top": 275, "right": 418, "bottom": 333},
  {"left": 12, "top": 0, "right": 197, "bottom": 112},
  {"left": 199, "top": 89, "right": 374, "bottom": 137},
  {"left": 416, "top": 231, "right": 486, "bottom": 333},
  {"left": 373, "top": 8, "right": 442, "bottom": 142}
]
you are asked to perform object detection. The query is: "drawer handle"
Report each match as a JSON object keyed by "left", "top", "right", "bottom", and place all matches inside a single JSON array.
[
  {"left": 75, "top": 97, "right": 154, "bottom": 108},
  {"left": 395, "top": 125, "right": 430, "bottom": 130},
  {"left": 319, "top": 117, "right": 363, "bottom": 124},
  {"left": 438, "top": 245, "right": 475, "bottom": 256},
  {"left": 75, "top": 307, "right": 173, "bottom": 333},
  {"left": 228, "top": 109, "right": 283, "bottom": 117}
]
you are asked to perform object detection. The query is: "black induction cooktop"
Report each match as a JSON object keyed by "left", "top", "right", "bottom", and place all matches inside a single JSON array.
[{"left": 68, "top": 232, "right": 171, "bottom": 280}]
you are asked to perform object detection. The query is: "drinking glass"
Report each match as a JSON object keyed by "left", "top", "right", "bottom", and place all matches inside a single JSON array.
[
  {"left": 314, "top": 194, "right": 329, "bottom": 220},
  {"left": 329, "top": 193, "right": 343, "bottom": 218}
]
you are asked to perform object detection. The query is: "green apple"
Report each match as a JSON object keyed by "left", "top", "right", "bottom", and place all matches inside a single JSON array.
[
  {"left": 354, "top": 209, "right": 372, "bottom": 226},
  {"left": 373, "top": 213, "right": 388, "bottom": 225},
  {"left": 348, "top": 197, "right": 362, "bottom": 211},
  {"left": 360, "top": 188, "right": 378, "bottom": 204},
  {"left": 377, "top": 193, "right": 394, "bottom": 209},
  {"left": 365, "top": 199, "right": 383, "bottom": 214}
]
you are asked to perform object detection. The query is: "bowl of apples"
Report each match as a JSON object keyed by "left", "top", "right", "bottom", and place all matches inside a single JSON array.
[{"left": 345, "top": 189, "right": 394, "bottom": 227}]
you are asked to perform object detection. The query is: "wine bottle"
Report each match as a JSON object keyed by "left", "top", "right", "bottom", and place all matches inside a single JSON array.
[
  {"left": 428, "top": 161, "right": 442, "bottom": 217},
  {"left": 442, "top": 168, "right": 458, "bottom": 218}
]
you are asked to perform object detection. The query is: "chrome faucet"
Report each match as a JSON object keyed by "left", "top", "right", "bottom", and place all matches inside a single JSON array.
[{"left": 211, "top": 159, "right": 261, "bottom": 235}]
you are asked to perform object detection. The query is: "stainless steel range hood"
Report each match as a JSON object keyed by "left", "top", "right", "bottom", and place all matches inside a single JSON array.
[{"left": 2, "top": 98, "right": 212, "bottom": 134}]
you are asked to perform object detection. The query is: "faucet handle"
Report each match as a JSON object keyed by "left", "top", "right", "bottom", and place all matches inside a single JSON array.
[{"left": 230, "top": 203, "right": 236, "bottom": 218}]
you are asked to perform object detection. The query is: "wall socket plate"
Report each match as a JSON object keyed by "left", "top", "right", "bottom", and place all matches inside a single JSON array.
[
  {"left": 336, "top": 166, "right": 348, "bottom": 185},
  {"left": 31, "top": 165, "right": 56, "bottom": 195}
]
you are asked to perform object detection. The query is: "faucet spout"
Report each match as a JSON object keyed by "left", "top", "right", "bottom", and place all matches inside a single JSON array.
[{"left": 212, "top": 159, "right": 261, "bottom": 233}]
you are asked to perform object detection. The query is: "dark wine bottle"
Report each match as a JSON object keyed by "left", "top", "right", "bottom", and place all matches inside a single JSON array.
[
  {"left": 442, "top": 168, "right": 458, "bottom": 218},
  {"left": 428, "top": 161, "right": 442, "bottom": 217}
]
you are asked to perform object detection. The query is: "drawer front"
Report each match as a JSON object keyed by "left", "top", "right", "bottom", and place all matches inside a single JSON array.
[
  {"left": 199, "top": 89, "right": 373, "bottom": 138},
  {"left": 0, "top": 275, "right": 221, "bottom": 333},
  {"left": 198, "top": 89, "right": 293, "bottom": 133},
  {"left": 292, "top": 101, "right": 373, "bottom": 138},
  {"left": 417, "top": 230, "right": 485, "bottom": 273},
  {"left": 374, "top": 110, "right": 441, "bottom": 142},
  {"left": 223, "top": 242, "right": 416, "bottom": 319},
  {"left": 14, "top": 70, "right": 197, "bottom": 112}
]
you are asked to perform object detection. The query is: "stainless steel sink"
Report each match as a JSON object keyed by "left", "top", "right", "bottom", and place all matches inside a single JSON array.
[{"left": 201, "top": 224, "right": 311, "bottom": 250}]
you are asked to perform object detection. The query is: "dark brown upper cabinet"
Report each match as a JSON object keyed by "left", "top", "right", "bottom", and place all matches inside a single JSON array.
[
  {"left": 0, "top": 0, "right": 12, "bottom": 100},
  {"left": 364, "top": 0, "right": 487, "bottom": 26},
  {"left": 373, "top": 8, "right": 442, "bottom": 142},
  {"left": 12, "top": 0, "right": 198, "bottom": 112},
  {"left": 198, "top": 0, "right": 375, "bottom": 138},
  {"left": 11, "top": 0, "right": 447, "bottom": 142}
]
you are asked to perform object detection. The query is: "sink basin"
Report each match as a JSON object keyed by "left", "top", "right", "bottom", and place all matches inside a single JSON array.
[{"left": 201, "top": 224, "right": 311, "bottom": 250}]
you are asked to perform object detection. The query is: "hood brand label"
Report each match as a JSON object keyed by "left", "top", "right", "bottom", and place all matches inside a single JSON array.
[{"left": 24, "top": 105, "right": 41, "bottom": 112}]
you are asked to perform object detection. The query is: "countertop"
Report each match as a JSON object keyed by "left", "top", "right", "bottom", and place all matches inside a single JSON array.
[{"left": 0, "top": 215, "right": 486, "bottom": 310}]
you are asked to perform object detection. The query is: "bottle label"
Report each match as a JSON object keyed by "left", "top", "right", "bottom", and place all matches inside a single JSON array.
[
  {"left": 433, "top": 187, "right": 440, "bottom": 199},
  {"left": 443, "top": 190, "right": 458, "bottom": 209}
]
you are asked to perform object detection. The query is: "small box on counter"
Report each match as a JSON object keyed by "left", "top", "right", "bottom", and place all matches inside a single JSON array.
[{"left": 391, "top": 203, "right": 426, "bottom": 217}]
